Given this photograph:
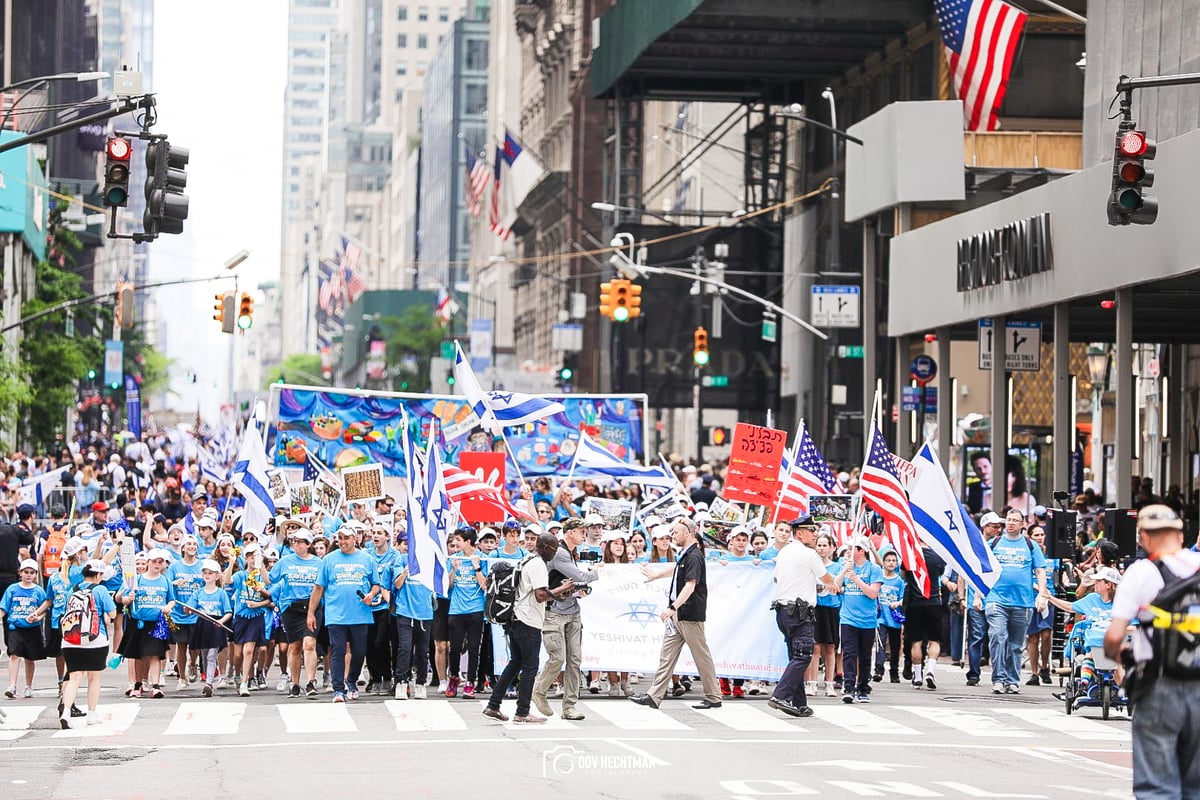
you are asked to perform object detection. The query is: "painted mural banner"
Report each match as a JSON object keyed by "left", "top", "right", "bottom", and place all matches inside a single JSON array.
[{"left": 268, "top": 385, "right": 649, "bottom": 480}]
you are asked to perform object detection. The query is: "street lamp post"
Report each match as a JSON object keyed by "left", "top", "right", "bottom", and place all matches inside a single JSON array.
[
  {"left": 1087, "top": 344, "right": 1110, "bottom": 503},
  {"left": 0, "top": 71, "right": 109, "bottom": 131}
]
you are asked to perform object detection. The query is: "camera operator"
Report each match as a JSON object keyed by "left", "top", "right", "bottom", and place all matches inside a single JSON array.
[
  {"left": 767, "top": 516, "right": 835, "bottom": 718},
  {"left": 531, "top": 517, "right": 598, "bottom": 720}
]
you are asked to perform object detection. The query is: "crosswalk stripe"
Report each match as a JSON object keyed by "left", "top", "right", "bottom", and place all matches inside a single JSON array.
[
  {"left": 52, "top": 703, "right": 139, "bottom": 738},
  {"left": 0, "top": 705, "right": 45, "bottom": 740},
  {"left": 895, "top": 705, "right": 1038, "bottom": 738},
  {"left": 476, "top": 700, "right": 579, "bottom": 730},
  {"left": 165, "top": 702, "right": 247, "bottom": 735},
  {"left": 384, "top": 700, "right": 468, "bottom": 731},
  {"left": 276, "top": 703, "right": 357, "bottom": 733},
  {"left": 578, "top": 700, "right": 692, "bottom": 730},
  {"left": 690, "top": 702, "right": 802, "bottom": 732},
  {"left": 993, "top": 707, "right": 1129, "bottom": 741},
  {"left": 815, "top": 704, "right": 921, "bottom": 736}
]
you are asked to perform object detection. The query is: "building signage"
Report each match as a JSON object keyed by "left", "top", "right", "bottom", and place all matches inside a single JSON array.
[{"left": 956, "top": 212, "right": 1053, "bottom": 292}]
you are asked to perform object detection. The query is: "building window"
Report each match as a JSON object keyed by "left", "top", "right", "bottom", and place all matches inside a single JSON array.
[
  {"left": 438, "top": 6, "right": 449, "bottom": 21},
  {"left": 418, "top": 5, "right": 428, "bottom": 21},
  {"left": 463, "top": 83, "right": 487, "bottom": 115},
  {"left": 396, "top": 62, "right": 407, "bottom": 76},
  {"left": 397, "top": 33, "right": 407, "bottom": 48},
  {"left": 465, "top": 39, "right": 488, "bottom": 70},
  {"left": 397, "top": 5, "right": 407, "bottom": 20},
  {"left": 417, "top": 34, "right": 427, "bottom": 49}
]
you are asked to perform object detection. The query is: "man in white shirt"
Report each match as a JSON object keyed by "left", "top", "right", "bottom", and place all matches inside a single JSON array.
[
  {"left": 483, "top": 533, "right": 575, "bottom": 724},
  {"left": 768, "top": 516, "right": 835, "bottom": 718},
  {"left": 1105, "top": 505, "right": 1200, "bottom": 800}
]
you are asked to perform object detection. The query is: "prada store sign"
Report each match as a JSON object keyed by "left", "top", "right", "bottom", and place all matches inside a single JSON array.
[{"left": 956, "top": 212, "right": 1053, "bottom": 292}]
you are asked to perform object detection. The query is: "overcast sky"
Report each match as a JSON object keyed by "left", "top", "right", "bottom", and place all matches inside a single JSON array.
[{"left": 147, "top": 1, "right": 287, "bottom": 419}]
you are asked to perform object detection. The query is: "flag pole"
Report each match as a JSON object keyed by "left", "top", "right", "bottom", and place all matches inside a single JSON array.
[{"left": 770, "top": 420, "right": 805, "bottom": 525}]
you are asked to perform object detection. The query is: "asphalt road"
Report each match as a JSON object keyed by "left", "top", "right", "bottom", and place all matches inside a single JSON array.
[{"left": 0, "top": 665, "right": 1133, "bottom": 800}]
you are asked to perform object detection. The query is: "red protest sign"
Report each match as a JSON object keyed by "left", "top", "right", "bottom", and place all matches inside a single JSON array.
[
  {"left": 722, "top": 422, "right": 786, "bottom": 507},
  {"left": 457, "top": 451, "right": 507, "bottom": 523}
]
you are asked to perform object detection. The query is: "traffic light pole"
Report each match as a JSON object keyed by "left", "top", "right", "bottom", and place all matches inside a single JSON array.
[{"left": 0, "top": 94, "right": 153, "bottom": 154}]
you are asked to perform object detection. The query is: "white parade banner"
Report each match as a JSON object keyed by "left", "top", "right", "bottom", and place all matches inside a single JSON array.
[{"left": 492, "top": 562, "right": 788, "bottom": 681}]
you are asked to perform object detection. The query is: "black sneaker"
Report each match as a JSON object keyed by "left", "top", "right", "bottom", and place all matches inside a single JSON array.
[
  {"left": 890, "top": 674, "right": 901, "bottom": 684},
  {"left": 925, "top": 674, "right": 937, "bottom": 690},
  {"left": 1039, "top": 669, "right": 1052, "bottom": 685},
  {"left": 966, "top": 676, "right": 980, "bottom": 686},
  {"left": 305, "top": 681, "right": 318, "bottom": 698},
  {"left": 1025, "top": 675, "right": 1041, "bottom": 687},
  {"left": 365, "top": 681, "right": 377, "bottom": 695},
  {"left": 872, "top": 671, "right": 883, "bottom": 683},
  {"left": 768, "top": 696, "right": 809, "bottom": 718},
  {"left": 289, "top": 684, "right": 302, "bottom": 698}
]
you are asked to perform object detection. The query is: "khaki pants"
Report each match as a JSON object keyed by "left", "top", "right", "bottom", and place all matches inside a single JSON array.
[
  {"left": 647, "top": 620, "right": 721, "bottom": 704},
  {"left": 532, "top": 610, "right": 583, "bottom": 710}
]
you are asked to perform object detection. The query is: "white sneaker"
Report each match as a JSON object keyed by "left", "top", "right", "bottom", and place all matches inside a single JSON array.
[
  {"left": 588, "top": 679, "right": 600, "bottom": 694},
  {"left": 413, "top": 683, "right": 427, "bottom": 699},
  {"left": 608, "top": 685, "right": 623, "bottom": 697},
  {"left": 805, "top": 681, "right": 818, "bottom": 695},
  {"left": 87, "top": 713, "right": 104, "bottom": 726},
  {"left": 825, "top": 684, "right": 837, "bottom": 697},
  {"left": 176, "top": 679, "right": 188, "bottom": 692},
  {"left": 993, "top": 682, "right": 1004, "bottom": 694},
  {"left": 21, "top": 687, "right": 33, "bottom": 699},
  {"left": 238, "top": 683, "right": 251, "bottom": 697},
  {"left": 437, "top": 680, "right": 448, "bottom": 694},
  {"left": 395, "top": 683, "right": 409, "bottom": 700},
  {"left": 548, "top": 685, "right": 564, "bottom": 699},
  {"left": 277, "top": 677, "right": 289, "bottom": 692},
  {"left": 213, "top": 677, "right": 227, "bottom": 690},
  {"left": 629, "top": 674, "right": 639, "bottom": 685}
]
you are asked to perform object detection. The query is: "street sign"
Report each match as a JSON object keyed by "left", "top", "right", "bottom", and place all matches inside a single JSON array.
[
  {"left": 837, "top": 345, "right": 865, "bottom": 359},
  {"left": 701, "top": 375, "right": 730, "bottom": 388},
  {"left": 1145, "top": 357, "right": 1160, "bottom": 379},
  {"left": 977, "top": 320, "right": 1042, "bottom": 371},
  {"left": 440, "top": 341, "right": 456, "bottom": 360},
  {"left": 551, "top": 323, "right": 583, "bottom": 352},
  {"left": 901, "top": 385, "right": 938, "bottom": 413},
  {"left": 761, "top": 313, "right": 778, "bottom": 343},
  {"left": 810, "top": 285, "right": 861, "bottom": 328},
  {"left": 910, "top": 355, "right": 937, "bottom": 385}
]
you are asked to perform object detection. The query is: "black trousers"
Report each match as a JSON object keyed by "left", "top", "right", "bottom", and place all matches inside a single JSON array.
[
  {"left": 393, "top": 615, "right": 430, "bottom": 684},
  {"left": 447, "top": 611, "right": 484, "bottom": 683},
  {"left": 771, "top": 607, "right": 815, "bottom": 707},
  {"left": 365, "top": 608, "right": 395, "bottom": 683}
]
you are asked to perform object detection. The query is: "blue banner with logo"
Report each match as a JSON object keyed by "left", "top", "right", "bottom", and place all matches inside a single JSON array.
[
  {"left": 270, "top": 387, "right": 648, "bottom": 479},
  {"left": 124, "top": 374, "right": 142, "bottom": 439},
  {"left": 103, "top": 340, "right": 124, "bottom": 388}
]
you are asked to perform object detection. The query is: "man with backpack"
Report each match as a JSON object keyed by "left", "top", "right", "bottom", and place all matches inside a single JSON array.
[
  {"left": 482, "top": 533, "right": 576, "bottom": 723},
  {"left": 1105, "top": 504, "right": 1200, "bottom": 800},
  {"left": 984, "top": 508, "right": 1048, "bottom": 694}
]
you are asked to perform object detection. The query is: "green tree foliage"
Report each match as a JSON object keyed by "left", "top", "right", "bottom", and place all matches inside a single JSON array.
[
  {"left": 263, "top": 353, "right": 329, "bottom": 388},
  {"left": 382, "top": 304, "right": 447, "bottom": 393}
]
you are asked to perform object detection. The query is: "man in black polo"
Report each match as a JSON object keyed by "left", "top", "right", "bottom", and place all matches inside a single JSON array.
[{"left": 631, "top": 516, "right": 722, "bottom": 710}]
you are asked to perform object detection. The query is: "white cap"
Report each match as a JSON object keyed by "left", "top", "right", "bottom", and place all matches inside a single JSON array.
[
  {"left": 195, "top": 516, "right": 217, "bottom": 529},
  {"left": 979, "top": 511, "right": 1004, "bottom": 526},
  {"left": 850, "top": 535, "right": 872, "bottom": 550},
  {"left": 73, "top": 522, "right": 94, "bottom": 538},
  {"left": 84, "top": 559, "right": 111, "bottom": 578},
  {"left": 582, "top": 513, "right": 605, "bottom": 527},
  {"left": 1093, "top": 566, "right": 1123, "bottom": 585},
  {"left": 642, "top": 514, "right": 662, "bottom": 529},
  {"left": 18, "top": 558, "right": 38, "bottom": 572},
  {"left": 602, "top": 529, "right": 628, "bottom": 543},
  {"left": 144, "top": 548, "right": 171, "bottom": 561},
  {"left": 63, "top": 536, "right": 88, "bottom": 557},
  {"left": 726, "top": 525, "right": 751, "bottom": 541},
  {"left": 546, "top": 519, "right": 563, "bottom": 531},
  {"left": 651, "top": 524, "right": 672, "bottom": 540},
  {"left": 693, "top": 502, "right": 709, "bottom": 512},
  {"left": 200, "top": 559, "right": 221, "bottom": 572},
  {"left": 291, "top": 528, "right": 314, "bottom": 542},
  {"left": 522, "top": 523, "right": 542, "bottom": 535}
]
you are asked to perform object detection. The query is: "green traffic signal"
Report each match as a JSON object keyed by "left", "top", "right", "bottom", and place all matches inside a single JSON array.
[
  {"left": 87, "top": 369, "right": 97, "bottom": 380},
  {"left": 110, "top": 382, "right": 119, "bottom": 390},
  {"left": 559, "top": 367, "right": 574, "bottom": 382}
]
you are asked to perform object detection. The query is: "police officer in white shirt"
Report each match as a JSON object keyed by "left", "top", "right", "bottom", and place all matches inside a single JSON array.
[{"left": 768, "top": 515, "right": 836, "bottom": 718}]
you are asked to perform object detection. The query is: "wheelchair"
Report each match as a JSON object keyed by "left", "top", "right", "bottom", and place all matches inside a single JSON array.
[{"left": 1061, "top": 621, "right": 1128, "bottom": 720}]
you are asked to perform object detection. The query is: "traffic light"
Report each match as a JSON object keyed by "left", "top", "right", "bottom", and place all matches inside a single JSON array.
[
  {"left": 446, "top": 368, "right": 456, "bottom": 389},
  {"left": 610, "top": 279, "right": 632, "bottom": 322},
  {"left": 236, "top": 293, "right": 254, "bottom": 331},
  {"left": 1108, "top": 127, "right": 1157, "bottom": 226},
  {"left": 117, "top": 283, "right": 134, "bottom": 330},
  {"left": 709, "top": 426, "right": 730, "bottom": 446},
  {"left": 86, "top": 369, "right": 97, "bottom": 380},
  {"left": 213, "top": 292, "right": 235, "bottom": 334},
  {"left": 143, "top": 138, "right": 190, "bottom": 237},
  {"left": 599, "top": 281, "right": 614, "bottom": 320},
  {"left": 693, "top": 326, "right": 710, "bottom": 367},
  {"left": 627, "top": 282, "right": 642, "bottom": 319},
  {"left": 557, "top": 352, "right": 578, "bottom": 389},
  {"left": 102, "top": 137, "right": 132, "bottom": 208}
]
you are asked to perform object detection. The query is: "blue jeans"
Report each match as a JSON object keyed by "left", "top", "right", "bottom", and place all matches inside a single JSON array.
[
  {"left": 393, "top": 615, "right": 430, "bottom": 684},
  {"left": 1132, "top": 675, "right": 1200, "bottom": 800},
  {"left": 985, "top": 604, "right": 1032, "bottom": 686},
  {"left": 326, "top": 623, "right": 369, "bottom": 695},
  {"left": 840, "top": 624, "right": 876, "bottom": 696},
  {"left": 949, "top": 607, "right": 965, "bottom": 661},
  {"left": 966, "top": 608, "right": 987, "bottom": 680}
]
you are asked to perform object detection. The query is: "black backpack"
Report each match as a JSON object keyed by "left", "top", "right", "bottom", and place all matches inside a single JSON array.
[
  {"left": 1141, "top": 561, "right": 1200, "bottom": 680},
  {"left": 485, "top": 555, "right": 535, "bottom": 625}
]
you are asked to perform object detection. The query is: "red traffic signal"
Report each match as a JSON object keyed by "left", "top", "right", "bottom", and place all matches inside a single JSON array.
[
  {"left": 103, "top": 137, "right": 132, "bottom": 208},
  {"left": 1108, "top": 127, "right": 1157, "bottom": 226}
]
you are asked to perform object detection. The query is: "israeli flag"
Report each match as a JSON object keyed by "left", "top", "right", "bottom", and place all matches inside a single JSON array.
[
  {"left": 231, "top": 417, "right": 275, "bottom": 537},
  {"left": 452, "top": 340, "right": 501, "bottom": 434},
  {"left": 402, "top": 413, "right": 451, "bottom": 596},
  {"left": 569, "top": 432, "right": 677, "bottom": 490},
  {"left": 907, "top": 442, "right": 1001, "bottom": 598},
  {"left": 486, "top": 390, "right": 565, "bottom": 427}
]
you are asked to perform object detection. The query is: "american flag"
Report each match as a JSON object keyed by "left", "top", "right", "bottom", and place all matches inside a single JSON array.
[
  {"left": 317, "top": 258, "right": 340, "bottom": 313},
  {"left": 775, "top": 422, "right": 837, "bottom": 521},
  {"left": 488, "top": 144, "right": 511, "bottom": 240},
  {"left": 339, "top": 237, "right": 367, "bottom": 302},
  {"left": 440, "top": 463, "right": 533, "bottom": 521},
  {"left": 934, "top": 0, "right": 1028, "bottom": 131},
  {"left": 464, "top": 145, "right": 489, "bottom": 217},
  {"left": 860, "top": 424, "right": 931, "bottom": 597}
]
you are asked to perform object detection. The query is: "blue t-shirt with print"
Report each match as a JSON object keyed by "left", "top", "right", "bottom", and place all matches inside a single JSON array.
[
  {"left": 1071, "top": 592, "right": 1116, "bottom": 649},
  {"left": 318, "top": 548, "right": 379, "bottom": 626},
  {"left": 877, "top": 573, "right": 906, "bottom": 628},
  {"left": 839, "top": 560, "right": 884, "bottom": 629},
  {"left": 269, "top": 553, "right": 322, "bottom": 606},
  {"left": 447, "top": 553, "right": 489, "bottom": 615},
  {"left": 230, "top": 570, "right": 270, "bottom": 618},
  {"left": 167, "top": 559, "right": 205, "bottom": 624},
  {"left": 390, "top": 553, "right": 435, "bottom": 621},
  {"left": 987, "top": 535, "right": 1047, "bottom": 608},
  {"left": 817, "top": 561, "right": 844, "bottom": 608},
  {"left": 47, "top": 571, "right": 79, "bottom": 628},
  {"left": 494, "top": 547, "right": 528, "bottom": 561},
  {"left": 127, "top": 573, "right": 176, "bottom": 622},
  {"left": 190, "top": 586, "right": 232, "bottom": 620},
  {"left": 366, "top": 547, "right": 397, "bottom": 612},
  {"left": 1, "top": 584, "right": 46, "bottom": 628}
]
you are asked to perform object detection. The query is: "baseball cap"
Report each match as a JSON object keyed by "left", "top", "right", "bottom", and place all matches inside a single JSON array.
[
  {"left": 582, "top": 513, "right": 605, "bottom": 527},
  {"left": 522, "top": 523, "right": 542, "bottom": 536},
  {"left": 74, "top": 522, "right": 95, "bottom": 538},
  {"left": 63, "top": 537, "right": 87, "bottom": 557},
  {"left": 144, "top": 548, "right": 170, "bottom": 561},
  {"left": 1137, "top": 504, "right": 1183, "bottom": 532},
  {"left": 562, "top": 518, "right": 586, "bottom": 532},
  {"left": 291, "top": 528, "right": 314, "bottom": 542},
  {"left": 195, "top": 516, "right": 217, "bottom": 529},
  {"left": 726, "top": 525, "right": 751, "bottom": 541},
  {"left": 602, "top": 529, "right": 628, "bottom": 542},
  {"left": 91, "top": 501, "right": 109, "bottom": 512},
  {"left": 141, "top": 500, "right": 158, "bottom": 510},
  {"left": 201, "top": 559, "right": 221, "bottom": 572},
  {"left": 850, "top": 535, "right": 872, "bottom": 550},
  {"left": 979, "top": 511, "right": 1005, "bottom": 526},
  {"left": 84, "top": 559, "right": 112, "bottom": 577},
  {"left": 546, "top": 520, "right": 563, "bottom": 532},
  {"left": 651, "top": 524, "right": 672, "bottom": 540},
  {"left": 16, "top": 503, "right": 35, "bottom": 519},
  {"left": 18, "top": 558, "right": 38, "bottom": 572},
  {"left": 1093, "top": 566, "right": 1123, "bottom": 585},
  {"left": 478, "top": 528, "right": 498, "bottom": 540}
]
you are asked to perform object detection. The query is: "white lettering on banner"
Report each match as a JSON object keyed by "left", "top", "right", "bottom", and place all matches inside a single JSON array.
[{"left": 493, "top": 563, "right": 788, "bottom": 680}]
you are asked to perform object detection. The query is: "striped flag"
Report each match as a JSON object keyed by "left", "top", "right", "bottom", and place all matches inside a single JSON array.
[
  {"left": 775, "top": 422, "right": 837, "bottom": 520},
  {"left": 568, "top": 432, "right": 678, "bottom": 490},
  {"left": 403, "top": 415, "right": 451, "bottom": 595},
  {"left": 860, "top": 424, "right": 931, "bottom": 597},
  {"left": 934, "top": 0, "right": 1028, "bottom": 131},
  {"left": 231, "top": 418, "right": 275, "bottom": 537},
  {"left": 440, "top": 463, "right": 533, "bottom": 521},
  {"left": 485, "top": 390, "right": 565, "bottom": 428},
  {"left": 464, "top": 145, "right": 489, "bottom": 217},
  {"left": 488, "top": 144, "right": 512, "bottom": 241},
  {"left": 452, "top": 340, "right": 501, "bottom": 434}
]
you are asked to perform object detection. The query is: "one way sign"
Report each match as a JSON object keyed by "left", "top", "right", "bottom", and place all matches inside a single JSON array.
[{"left": 977, "top": 320, "right": 1042, "bottom": 372}]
